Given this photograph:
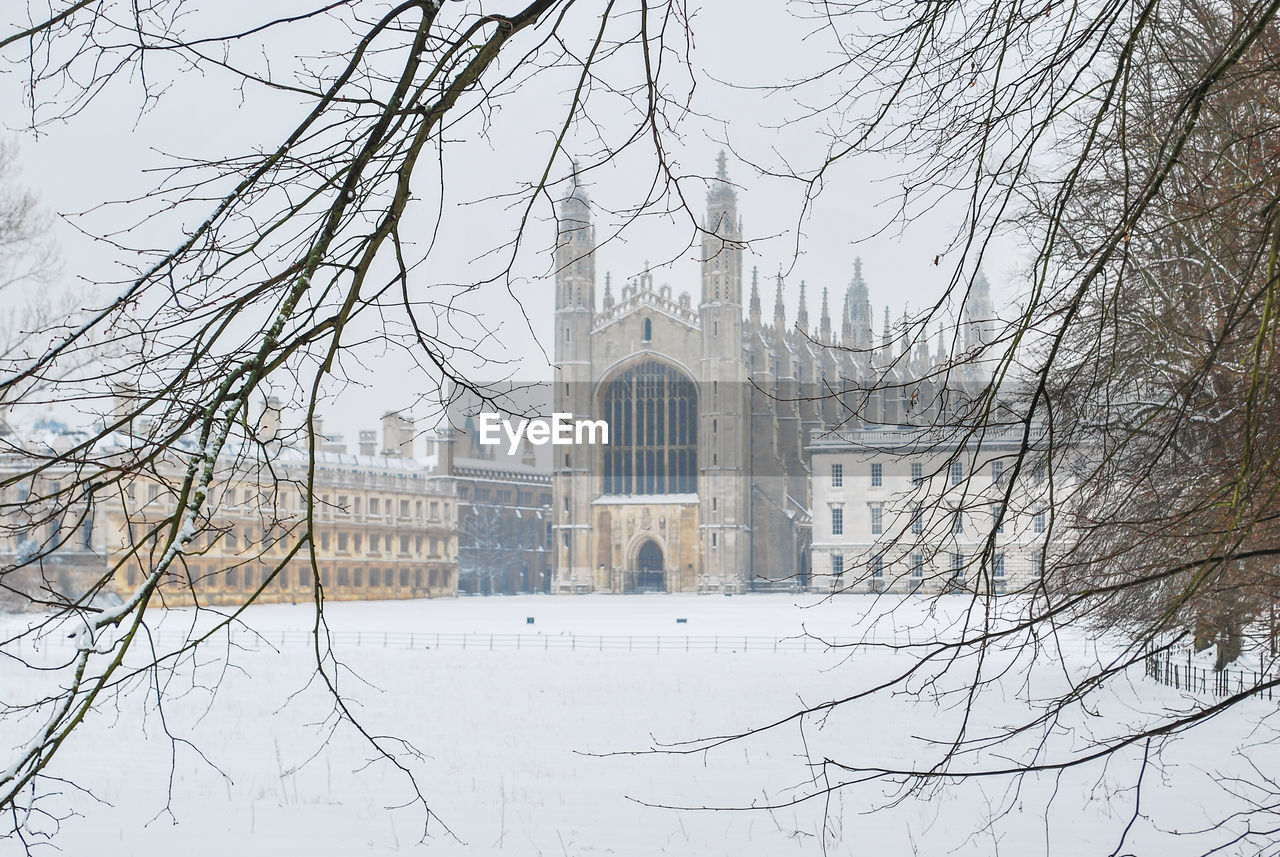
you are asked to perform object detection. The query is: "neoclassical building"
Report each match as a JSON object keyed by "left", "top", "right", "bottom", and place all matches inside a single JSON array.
[{"left": 551, "top": 154, "right": 993, "bottom": 593}]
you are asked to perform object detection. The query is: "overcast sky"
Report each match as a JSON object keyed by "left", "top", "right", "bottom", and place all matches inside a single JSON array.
[{"left": 0, "top": 1, "right": 1023, "bottom": 445}]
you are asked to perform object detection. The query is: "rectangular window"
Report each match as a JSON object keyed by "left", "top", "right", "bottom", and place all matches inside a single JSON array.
[
  {"left": 831, "top": 507, "right": 844, "bottom": 536},
  {"left": 991, "top": 460, "right": 1004, "bottom": 484},
  {"left": 911, "top": 462, "right": 923, "bottom": 485},
  {"left": 911, "top": 506, "right": 923, "bottom": 535},
  {"left": 952, "top": 511, "right": 964, "bottom": 535},
  {"left": 354, "top": 567, "right": 363, "bottom": 587},
  {"left": 354, "top": 533, "right": 363, "bottom": 553},
  {"left": 1034, "top": 510, "right": 1047, "bottom": 533},
  {"left": 400, "top": 535, "right": 410, "bottom": 554},
  {"left": 911, "top": 553, "right": 924, "bottom": 578},
  {"left": 994, "top": 554, "right": 1006, "bottom": 579},
  {"left": 1034, "top": 466, "right": 1046, "bottom": 483},
  {"left": 831, "top": 463, "right": 843, "bottom": 488},
  {"left": 1031, "top": 554, "right": 1044, "bottom": 576},
  {"left": 712, "top": 532, "right": 718, "bottom": 548},
  {"left": 338, "top": 532, "right": 348, "bottom": 552},
  {"left": 872, "top": 554, "right": 884, "bottom": 578},
  {"left": 369, "top": 498, "right": 379, "bottom": 515},
  {"left": 870, "top": 462, "right": 882, "bottom": 487},
  {"left": 950, "top": 461, "right": 963, "bottom": 486},
  {"left": 870, "top": 504, "right": 883, "bottom": 535},
  {"left": 338, "top": 567, "right": 349, "bottom": 586},
  {"left": 832, "top": 554, "right": 844, "bottom": 577},
  {"left": 994, "top": 503, "right": 1005, "bottom": 534},
  {"left": 321, "top": 532, "right": 330, "bottom": 551}
]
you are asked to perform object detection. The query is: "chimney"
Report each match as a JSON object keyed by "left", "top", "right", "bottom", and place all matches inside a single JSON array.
[
  {"left": 256, "top": 396, "right": 282, "bottom": 443},
  {"left": 381, "top": 411, "right": 414, "bottom": 457},
  {"left": 321, "top": 433, "right": 347, "bottom": 454},
  {"left": 358, "top": 430, "right": 377, "bottom": 457},
  {"left": 435, "top": 428, "right": 456, "bottom": 476},
  {"left": 109, "top": 381, "right": 138, "bottom": 432}
]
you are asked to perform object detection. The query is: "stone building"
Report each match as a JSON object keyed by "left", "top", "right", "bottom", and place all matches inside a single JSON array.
[
  {"left": 448, "top": 425, "right": 554, "bottom": 595},
  {"left": 0, "top": 411, "right": 459, "bottom": 609},
  {"left": 551, "top": 154, "right": 993, "bottom": 593},
  {"left": 808, "top": 425, "right": 1054, "bottom": 595}
]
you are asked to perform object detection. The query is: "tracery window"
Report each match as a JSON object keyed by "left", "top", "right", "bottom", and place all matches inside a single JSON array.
[{"left": 601, "top": 361, "right": 697, "bottom": 495}]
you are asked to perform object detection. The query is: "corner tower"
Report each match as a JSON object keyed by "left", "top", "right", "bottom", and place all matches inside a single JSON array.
[
  {"left": 698, "top": 152, "right": 749, "bottom": 587},
  {"left": 552, "top": 167, "right": 596, "bottom": 590}
]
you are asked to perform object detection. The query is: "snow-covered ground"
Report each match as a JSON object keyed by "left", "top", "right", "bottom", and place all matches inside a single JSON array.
[{"left": 1, "top": 593, "right": 1276, "bottom": 856}]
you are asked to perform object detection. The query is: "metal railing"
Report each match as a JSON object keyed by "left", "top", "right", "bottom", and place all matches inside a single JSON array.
[
  {"left": 3, "top": 628, "right": 907, "bottom": 656},
  {"left": 1144, "top": 648, "right": 1279, "bottom": 700}
]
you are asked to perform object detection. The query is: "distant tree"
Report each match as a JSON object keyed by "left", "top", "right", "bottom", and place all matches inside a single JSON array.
[{"left": 458, "top": 503, "right": 525, "bottom": 594}]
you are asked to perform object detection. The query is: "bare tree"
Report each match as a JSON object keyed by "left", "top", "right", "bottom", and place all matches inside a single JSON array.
[
  {"left": 0, "top": 0, "right": 702, "bottom": 846},
  {"left": 616, "top": 0, "right": 1280, "bottom": 853}
]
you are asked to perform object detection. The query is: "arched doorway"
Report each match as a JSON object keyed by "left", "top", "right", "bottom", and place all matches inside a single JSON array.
[{"left": 631, "top": 539, "right": 665, "bottom": 592}]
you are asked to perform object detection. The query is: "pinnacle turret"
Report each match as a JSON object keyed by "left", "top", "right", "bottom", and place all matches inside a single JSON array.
[
  {"left": 820, "top": 286, "right": 832, "bottom": 344},
  {"left": 796, "top": 281, "right": 809, "bottom": 335},
  {"left": 845, "top": 256, "right": 873, "bottom": 351},
  {"left": 749, "top": 267, "right": 761, "bottom": 328},
  {"left": 773, "top": 275, "right": 786, "bottom": 331}
]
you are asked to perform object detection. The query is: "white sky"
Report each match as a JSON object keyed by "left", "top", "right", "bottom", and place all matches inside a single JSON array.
[{"left": 0, "top": 1, "right": 1023, "bottom": 444}]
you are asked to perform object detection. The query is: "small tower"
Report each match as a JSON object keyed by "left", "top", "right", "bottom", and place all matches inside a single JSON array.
[
  {"left": 602, "top": 271, "right": 615, "bottom": 313},
  {"left": 698, "top": 151, "right": 748, "bottom": 590}
]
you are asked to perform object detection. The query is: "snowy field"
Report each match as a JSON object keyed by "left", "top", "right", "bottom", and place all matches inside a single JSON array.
[{"left": 2, "top": 593, "right": 1277, "bottom": 856}]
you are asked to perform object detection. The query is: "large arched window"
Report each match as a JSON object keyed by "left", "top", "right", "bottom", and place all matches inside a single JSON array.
[{"left": 602, "top": 361, "right": 697, "bottom": 495}]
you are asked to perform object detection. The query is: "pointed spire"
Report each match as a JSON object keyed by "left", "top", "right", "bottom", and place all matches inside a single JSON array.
[
  {"left": 706, "top": 149, "right": 737, "bottom": 228},
  {"left": 773, "top": 274, "right": 787, "bottom": 331},
  {"left": 602, "top": 271, "right": 614, "bottom": 312},
  {"left": 796, "top": 281, "right": 809, "bottom": 335},
  {"left": 749, "top": 266, "right": 762, "bottom": 328},
  {"left": 845, "top": 256, "right": 873, "bottom": 351},
  {"left": 963, "top": 269, "right": 995, "bottom": 351},
  {"left": 901, "top": 307, "right": 910, "bottom": 356},
  {"left": 820, "top": 286, "right": 832, "bottom": 344},
  {"left": 841, "top": 292, "right": 853, "bottom": 346},
  {"left": 882, "top": 305, "right": 892, "bottom": 352}
]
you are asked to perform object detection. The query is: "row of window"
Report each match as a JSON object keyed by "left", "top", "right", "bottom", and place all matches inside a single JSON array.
[
  {"left": 831, "top": 506, "right": 1047, "bottom": 535},
  {"left": 124, "top": 563, "right": 452, "bottom": 590},
  {"left": 830, "top": 552, "right": 1021, "bottom": 579},
  {"left": 830, "top": 460, "right": 1047, "bottom": 487}
]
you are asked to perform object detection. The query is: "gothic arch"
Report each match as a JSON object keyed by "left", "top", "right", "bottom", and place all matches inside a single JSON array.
[
  {"left": 597, "top": 358, "right": 698, "bottom": 496},
  {"left": 626, "top": 533, "right": 667, "bottom": 592}
]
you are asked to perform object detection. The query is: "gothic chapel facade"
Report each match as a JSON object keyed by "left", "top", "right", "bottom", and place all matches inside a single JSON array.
[{"left": 551, "top": 154, "right": 977, "bottom": 593}]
